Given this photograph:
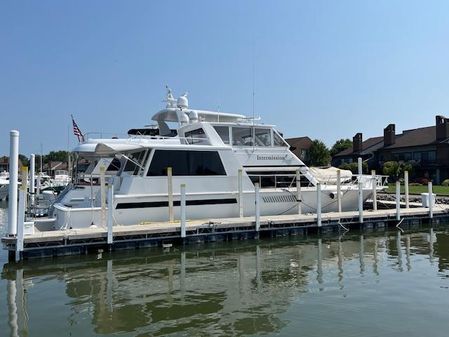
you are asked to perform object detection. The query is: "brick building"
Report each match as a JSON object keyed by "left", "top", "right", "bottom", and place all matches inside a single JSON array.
[{"left": 332, "top": 115, "right": 449, "bottom": 183}]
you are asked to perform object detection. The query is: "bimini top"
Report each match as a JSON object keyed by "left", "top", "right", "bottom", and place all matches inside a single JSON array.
[{"left": 73, "top": 140, "right": 146, "bottom": 155}]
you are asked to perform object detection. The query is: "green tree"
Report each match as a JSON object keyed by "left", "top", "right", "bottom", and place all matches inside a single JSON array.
[
  {"left": 339, "top": 161, "right": 368, "bottom": 174},
  {"left": 45, "top": 151, "right": 69, "bottom": 163},
  {"left": 382, "top": 161, "right": 400, "bottom": 180},
  {"left": 308, "top": 139, "right": 330, "bottom": 166},
  {"left": 330, "top": 138, "right": 352, "bottom": 157}
]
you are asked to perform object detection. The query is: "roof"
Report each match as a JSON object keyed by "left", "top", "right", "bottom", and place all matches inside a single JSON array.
[
  {"left": 384, "top": 125, "right": 435, "bottom": 149},
  {"left": 285, "top": 136, "right": 313, "bottom": 150},
  {"left": 334, "top": 136, "right": 383, "bottom": 157},
  {"left": 334, "top": 124, "right": 439, "bottom": 157}
]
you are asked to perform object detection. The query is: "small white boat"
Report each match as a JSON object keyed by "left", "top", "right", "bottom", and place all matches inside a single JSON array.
[{"left": 0, "top": 171, "right": 9, "bottom": 201}]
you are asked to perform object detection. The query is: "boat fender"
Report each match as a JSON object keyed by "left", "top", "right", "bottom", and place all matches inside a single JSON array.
[{"left": 329, "top": 192, "right": 335, "bottom": 199}]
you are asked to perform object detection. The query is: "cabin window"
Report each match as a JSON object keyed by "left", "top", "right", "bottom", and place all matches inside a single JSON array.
[
  {"left": 147, "top": 150, "right": 226, "bottom": 176},
  {"left": 213, "top": 126, "right": 230, "bottom": 144},
  {"left": 106, "top": 158, "right": 121, "bottom": 172},
  {"left": 123, "top": 150, "right": 147, "bottom": 175},
  {"left": 184, "top": 128, "right": 207, "bottom": 144},
  {"left": 232, "top": 127, "right": 253, "bottom": 146},
  {"left": 254, "top": 128, "right": 271, "bottom": 146},
  {"left": 273, "top": 130, "right": 287, "bottom": 147}
]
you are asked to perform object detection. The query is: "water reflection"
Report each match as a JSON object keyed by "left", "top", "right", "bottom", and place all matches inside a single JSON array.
[{"left": 1, "top": 229, "right": 449, "bottom": 336}]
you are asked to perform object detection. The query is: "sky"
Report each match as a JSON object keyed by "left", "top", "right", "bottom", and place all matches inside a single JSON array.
[{"left": 1, "top": 0, "right": 449, "bottom": 156}]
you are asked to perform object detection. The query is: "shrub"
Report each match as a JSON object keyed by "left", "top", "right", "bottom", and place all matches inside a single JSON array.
[{"left": 442, "top": 179, "right": 449, "bottom": 187}]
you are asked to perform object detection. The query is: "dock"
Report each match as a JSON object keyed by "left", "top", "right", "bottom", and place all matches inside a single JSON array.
[{"left": 2, "top": 202, "right": 448, "bottom": 260}]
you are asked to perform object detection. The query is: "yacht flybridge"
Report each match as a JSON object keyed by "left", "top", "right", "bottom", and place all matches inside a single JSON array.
[{"left": 51, "top": 89, "right": 386, "bottom": 229}]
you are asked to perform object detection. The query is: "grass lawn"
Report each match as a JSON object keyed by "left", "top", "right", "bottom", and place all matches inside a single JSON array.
[{"left": 386, "top": 183, "right": 449, "bottom": 196}]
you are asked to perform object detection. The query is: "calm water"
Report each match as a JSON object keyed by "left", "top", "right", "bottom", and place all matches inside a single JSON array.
[{"left": 1, "top": 203, "right": 449, "bottom": 336}]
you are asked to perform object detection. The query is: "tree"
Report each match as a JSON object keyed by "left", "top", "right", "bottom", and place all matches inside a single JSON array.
[
  {"left": 45, "top": 151, "right": 69, "bottom": 163},
  {"left": 339, "top": 162, "right": 368, "bottom": 174},
  {"left": 382, "top": 161, "right": 400, "bottom": 181},
  {"left": 330, "top": 138, "right": 352, "bottom": 157},
  {"left": 308, "top": 139, "right": 330, "bottom": 166}
]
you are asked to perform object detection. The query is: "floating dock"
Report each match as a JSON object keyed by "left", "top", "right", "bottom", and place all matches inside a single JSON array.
[{"left": 2, "top": 202, "right": 448, "bottom": 260}]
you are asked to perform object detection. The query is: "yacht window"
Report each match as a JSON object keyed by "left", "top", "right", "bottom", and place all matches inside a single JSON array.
[
  {"left": 106, "top": 158, "right": 121, "bottom": 172},
  {"left": 273, "top": 130, "right": 288, "bottom": 147},
  {"left": 123, "top": 150, "right": 147, "bottom": 175},
  {"left": 184, "top": 128, "right": 208, "bottom": 144},
  {"left": 254, "top": 128, "right": 271, "bottom": 146},
  {"left": 232, "top": 127, "right": 253, "bottom": 146},
  {"left": 213, "top": 126, "right": 230, "bottom": 144},
  {"left": 147, "top": 150, "right": 226, "bottom": 176}
]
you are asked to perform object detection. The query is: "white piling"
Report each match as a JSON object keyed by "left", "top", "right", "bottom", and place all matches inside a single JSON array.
[
  {"left": 180, "top": 184, "right": 186, "bottom": 238},
  {"left": 404, "top": 171, "right": 409, "bottom": 209},
  {"left": 107, "top": 184, "right": 114, "bottom": 244},
  {"left": 238, "top": 169, "right": 243, "bottom": 217},
  {"left": 36, "top": 172, "right": 41, "bottom": 197},
  {"left": 317, "top": 183, "right": 322, "bottom": 227},
  {"left": 255, "top": 183, "right": 260, "bottom": 231},
  {"left": 396, "top": 181, "right": 401, "bottom": 220},
  {"left": 371, "top": 170, "right": 377, "bottom": 211},
  {"left": 428, "top": 181, "right": 433, "bottom": 219},
  {"left": 296, "top": 169, "right": 302, "bottom": 214},
  {"left": 358, "top": 181, "right": 364, "bottom": 223},
  {"left": 8, "top": 130, "right": 19, "bottom": 236},
  {"left": 336, "top": 169, "right": 342, "bottom": 213},
  {"left": 100, "top": 165, "right": 106, "bottom": 227},
  {"left": 358, "top": 157, "right": 363, "bottom": 176},
  {"left": 29, "top": 154, "right": 35, "bottom": 206},
  {"left": 16, "top": 167, "right": 28, "bottom": 259},
  {"left": 167, "top": 167, "right": 174, "bottom": 222}
]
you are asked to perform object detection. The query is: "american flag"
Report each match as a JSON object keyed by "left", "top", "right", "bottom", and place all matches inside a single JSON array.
[{"left": 71, "top": 115, "right": 85, "bottom": 142}]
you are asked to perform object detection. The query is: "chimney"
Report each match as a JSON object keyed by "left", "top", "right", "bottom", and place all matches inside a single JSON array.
[
  {"left": 383, "top": 124, "right": 395, "bottom": 146},
  {"left": 436, "top": 115, "right": 449, "bottom": 141},
  {"left": 353, "top": 133, "right": 362, "bottom": 153}
]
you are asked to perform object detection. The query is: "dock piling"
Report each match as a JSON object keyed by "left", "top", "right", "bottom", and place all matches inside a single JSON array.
[
  {"left": 29, "top": 154, "right": 35, "bottom": 207},
  {"left": 8, "top": 130, "right": 19, "bottom": 236},
  {"left": 296, "top": 169, "right": 302, "bottom": 214},
  {"left": 107, "top": 184, "right": 114, "bottom": 245},
  {"left": 404, "top": 171, "right": 409, "bottom": 209},
  {"left": 180, "top": 184, "right": 186, "bottom": 238},
  {"left": 358, "top": 157, "right": 363, "bottom": 176},
  {"left": 317, "top": 183, "right": 322, "bottom": 227},
  {"left": 167, "top": 167, "right": 174, "bottom": 222},
  {"left": 396, "top": 181, "right": 401, "bottom": 220},
  {"left": 428, "top": 181, "right": 433, "bottom": 219},
  {"left": 238, "top": 169, "right": 243, "bottom": 217},
  {"left": 358, "top": 181, "right": 363, "bottom": 223},
  {"left": 337, "top": 170, "right": 342, "bottom": 213},
  {"left": 255, "top": 183, "right": 260, "bottom": 231},
  {"left": 371, "top": 170, "right": 377, "bottom": 211},
  {"left": 100, "top": 165, "right": 106, "bottom": 227},
  {"left": 16, "top": 166, "right": 28, "bottom": 261}
]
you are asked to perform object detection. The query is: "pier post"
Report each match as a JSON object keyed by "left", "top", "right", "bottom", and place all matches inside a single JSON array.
[
  {"left": 107, "top": 184, "right": 114, "bottom": 245},
  {"left": 180, "top": 184, "right": 186, "bottom": 238},
  {"left": 317, "top": 183, "right": 322, "bottom": 227},
  {"left": 337, "top": 169, "right": 342, "bottom": 213},
  {"left": 396, "top": 181, "right": 401, "bottom": 220},
  {"left": 358, "top": 157, "right": 363, "bottom": 176},
  {"left": 404, "top": 171, "right": 409, "bottom": 209},
  {"left": 8, "top": 130, "right": 19, "bottom": 236},
  {"left": 428, "top": 181, "right": 433, "bottom": 219},
  {"left": 100, "top": 165, "right": 106, "bottom": 227},
  {"left": 167, "top": 167, "right": 174, "bottom": 222},
  {"left": 371, "top": 170, "right": 377, "bottom": 211},
  {"left": 255, "top": 183, "right": 260, "bottom": 231},
  {"left": 16, "top": 166, "right": 28, "bottom": 261},
  {"left": 296, "top": 169, "right": 302, "bottom": 214},
  {"left": 238, "top": 169, "right": 243, "bottom": 217},
  {"left": 30, "top": 154, "right": 35, "bottom": 207},
  {"left": 358, "top": 181, "right": 364, "bottom": 223}
]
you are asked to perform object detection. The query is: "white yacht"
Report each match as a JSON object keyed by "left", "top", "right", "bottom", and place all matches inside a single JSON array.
[{"left": 50, "top": 89, "right": 386, "bottom": 229}]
